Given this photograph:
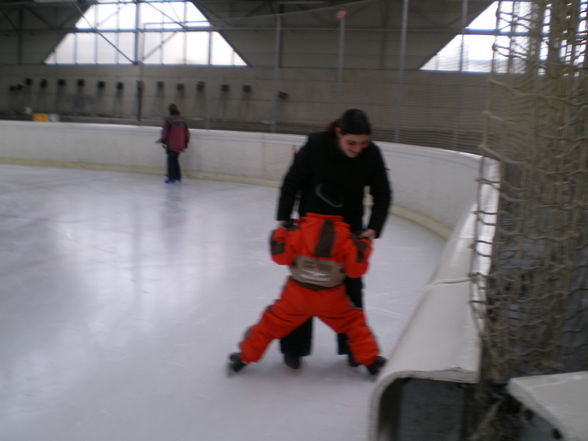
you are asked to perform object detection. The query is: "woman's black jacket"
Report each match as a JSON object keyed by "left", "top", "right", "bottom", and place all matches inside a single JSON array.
[{"left": 277, "top": 131, "right": 392, "bottom": 237}]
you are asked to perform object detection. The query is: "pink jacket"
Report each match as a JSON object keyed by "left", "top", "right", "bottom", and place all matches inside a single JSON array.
[{"left": 161, "top": 116, "right": 190, "bottom": 152}]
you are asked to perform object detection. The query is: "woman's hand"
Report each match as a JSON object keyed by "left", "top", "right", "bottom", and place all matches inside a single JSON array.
[{"left": 360, "top": 229, "right": 376, "bottom": 240}]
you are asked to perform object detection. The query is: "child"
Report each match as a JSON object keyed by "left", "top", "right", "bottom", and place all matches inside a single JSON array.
[{"left": 228, "top": 183, "right": 386, "bottom": 376}]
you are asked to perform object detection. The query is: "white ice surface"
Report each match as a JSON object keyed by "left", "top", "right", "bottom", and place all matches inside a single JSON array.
[{"left": 0, "top": 164, "right": 444, "bottom": 441}]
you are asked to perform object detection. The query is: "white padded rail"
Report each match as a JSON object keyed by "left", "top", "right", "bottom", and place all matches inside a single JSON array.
[
  {"left": 0, "top": 120, "right": 301, "bottom": 185},
  {"left": 0, "top": 120, "right": 480, "bottom": 236},
  {"left": 508, "top": 372, "right": 588, "bottom": 441},
  {"left": 367, "top": 159, "right": 499, "bottom": 441}
]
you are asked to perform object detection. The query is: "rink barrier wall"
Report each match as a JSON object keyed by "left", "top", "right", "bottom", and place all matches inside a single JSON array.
[
  {"left": 0, "top": 120, "right": 481, "bottom": 238},
  {"left": 3, "top": 121, "right": 583, "bottom": 440},
  {"left": 0, "top": 120, "right": 492, "bottom": 439},
  {"left": 367, "top": 158, "right": 499, "bottom": 441}
]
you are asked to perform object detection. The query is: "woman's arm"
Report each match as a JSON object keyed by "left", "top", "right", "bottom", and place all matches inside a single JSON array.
[
  {"left": 367, "top": 148, "right": 392, "bottom": 237},
  {"left": 276, "top": 142, "right": 312, "bottom": 222}
]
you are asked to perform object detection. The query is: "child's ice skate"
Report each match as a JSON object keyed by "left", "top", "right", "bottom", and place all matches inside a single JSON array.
[
  {"left": 227, "top": 352, "right": 247, "bottom": 376},
  {"left": 366, "top": 356, "right": 386, "bottom": 376}
]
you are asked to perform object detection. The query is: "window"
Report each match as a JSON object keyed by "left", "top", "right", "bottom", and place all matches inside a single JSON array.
[
  {"left": 421, "top": 2, "right": 517, "bottom": 72},
  {"left": 422, "top": 1, "right": 586, "bottom": 73},
  {"left": 46, "top": 0, "right": 246, "bottom": 66}
]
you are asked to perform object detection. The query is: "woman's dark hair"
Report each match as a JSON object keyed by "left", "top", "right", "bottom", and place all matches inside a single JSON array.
[
  {"left": 327, "top": 108, "right": 371, "bottom": 135},
  {"left": 168, "top": 103, "right": 180, "bottom": 115}
]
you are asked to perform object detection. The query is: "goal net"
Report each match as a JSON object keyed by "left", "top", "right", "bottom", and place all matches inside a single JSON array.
[{"left": 469, "top": 0, "right": 588, "bottom": 437}]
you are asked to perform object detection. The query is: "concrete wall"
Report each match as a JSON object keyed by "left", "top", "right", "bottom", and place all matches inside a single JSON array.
[
  {"left": 0, "top": 65, "right": 489, "bottom": 150},
  {"left": 0, "top": 120, "right": 481, "bottom": 236}
]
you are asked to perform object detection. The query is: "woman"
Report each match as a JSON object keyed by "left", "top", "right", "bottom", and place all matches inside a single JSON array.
[
  {"left": 276, "top": 108, "right": 393, "bottom": 369},
  {"left": 160, "top": 104, "right": 190, "bottom": 183}
]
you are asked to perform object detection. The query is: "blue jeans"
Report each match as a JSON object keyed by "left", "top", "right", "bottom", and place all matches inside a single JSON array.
[{"left": 166, "top": 149, "right": 181, "bottom": 181}]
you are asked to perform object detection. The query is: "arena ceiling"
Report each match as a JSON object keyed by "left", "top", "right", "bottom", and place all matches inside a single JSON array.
[{"left": 0, "top": 0, "right": 494, "bottom": 69}]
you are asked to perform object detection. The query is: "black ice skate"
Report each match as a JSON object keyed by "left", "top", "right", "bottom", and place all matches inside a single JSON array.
[
  {"left": 366, "top": 356, "right": 387, "bottom": 376},
  {"left": 227, "top": 352, "right": 247, "bottom": 375}
]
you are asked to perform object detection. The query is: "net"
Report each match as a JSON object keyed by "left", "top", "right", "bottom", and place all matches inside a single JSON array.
[{"left": 469, "top": 0, "right": 588, "bottom": 438}]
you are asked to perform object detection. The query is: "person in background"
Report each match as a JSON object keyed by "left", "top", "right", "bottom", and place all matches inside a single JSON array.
[
  {"left": 159, "top": 104, "right": 190, "bottom": 184},
  {"left": 228, "top": 183, "right": 386, "bottom": 377},
  {"left": 276, "top": 108, "right": 392, "bottom": 369}
]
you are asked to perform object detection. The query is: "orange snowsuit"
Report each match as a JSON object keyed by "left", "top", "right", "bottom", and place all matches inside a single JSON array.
[{"left": 239, "top": 212, "right": 380, "bottom": 366}]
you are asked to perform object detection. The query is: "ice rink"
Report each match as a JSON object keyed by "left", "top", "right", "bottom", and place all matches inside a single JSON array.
[{"left": 0, "top": 164, "right": 445, "bottom": 441}]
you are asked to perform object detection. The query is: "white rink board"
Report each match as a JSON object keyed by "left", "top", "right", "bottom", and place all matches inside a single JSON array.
[{"left": 0, "top": 120, "right": 480, "bottom": 236}]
